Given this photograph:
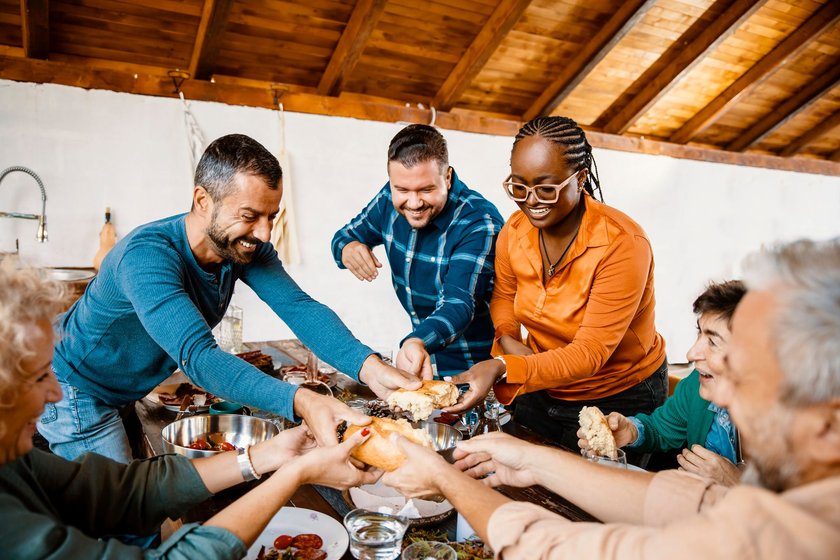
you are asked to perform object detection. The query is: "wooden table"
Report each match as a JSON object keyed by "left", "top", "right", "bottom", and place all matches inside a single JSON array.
[{"left": 134, "top": 339, "right": 598, "bottom": 559}]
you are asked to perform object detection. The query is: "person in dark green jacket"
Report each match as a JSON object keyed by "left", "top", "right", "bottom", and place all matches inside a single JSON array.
[
  {"left": 579, "top": 280, "right": 745, "bottom": 486},
  {"left": 0, "top": 263, "right": 381, "bottom": 559}
]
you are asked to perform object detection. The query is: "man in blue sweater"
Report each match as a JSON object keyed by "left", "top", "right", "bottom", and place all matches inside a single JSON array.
[
  {"left": 38, "top": 134, "right": 421, "bottom": 462},
  {"left": 332, "top": 125, "right": 504, "bottom": 378}
]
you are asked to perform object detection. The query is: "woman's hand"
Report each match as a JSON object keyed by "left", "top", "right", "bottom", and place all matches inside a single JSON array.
[
  {"left": 452, "top": 432, "right": 540, "bottom": 488},
  {"left": 288, "top": 428, "right": 383, "bottom": 490},
  {"left": 251, "top": 425, "right": 318, "bottom": 474},
  {"left": 443, "top": 359, "right": 504, "bottom": 413},
  {"left": 381, "top": 434, "right": 453, "bottom": 498},
  {"left": 497, "top": 335, "right": 533, "bottom": 356},
  {"left": 677, "top": 445, "right": 741, "bottom": 486},
  {"left": 576, "top": 412, "right": 638, "bottom": 450}
]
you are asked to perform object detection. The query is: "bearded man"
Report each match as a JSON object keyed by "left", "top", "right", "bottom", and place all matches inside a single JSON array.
[{"left": 39, "top": 134, "right": 420, "bottom": 463}]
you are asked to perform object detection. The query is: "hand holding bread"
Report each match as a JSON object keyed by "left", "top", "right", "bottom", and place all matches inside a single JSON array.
[
  {"left": 341, "top": 417, "right": 434, "bottom": 471},
  {"left": 576, "top": 409, "right": 638, "bottom": 452},
  {"left": 578, "top": 406, "right": 619, "bottom": 460},
  {"left": 386, "top": 380, "right": 459, "bottom": 421}
]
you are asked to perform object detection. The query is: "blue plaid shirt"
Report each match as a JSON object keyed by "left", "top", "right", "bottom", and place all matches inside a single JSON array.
[{"left": 332, "top": 170, "right": 504, "bottom": 374}]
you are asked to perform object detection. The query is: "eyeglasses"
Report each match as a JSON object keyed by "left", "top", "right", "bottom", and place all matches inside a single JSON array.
[{"left": 502, "top": 171, "right": 579, "bottom": 203}]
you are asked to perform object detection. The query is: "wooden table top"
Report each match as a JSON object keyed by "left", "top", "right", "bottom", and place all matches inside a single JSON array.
[{"left": 134, "top": 339, "right": 598, "bottom": 559}]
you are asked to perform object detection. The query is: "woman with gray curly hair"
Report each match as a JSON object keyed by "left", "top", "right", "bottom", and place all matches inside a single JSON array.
[{"left": 0, "top": 261, "right": 380, "bottom": 559}]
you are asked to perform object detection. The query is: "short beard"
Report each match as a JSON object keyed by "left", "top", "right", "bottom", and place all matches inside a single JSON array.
[
  {"left": 739, "top": 405, "right": 802, "bottom": 493},
  {"left": 206, "top": 208, "right": 254, "bottom": 265}
]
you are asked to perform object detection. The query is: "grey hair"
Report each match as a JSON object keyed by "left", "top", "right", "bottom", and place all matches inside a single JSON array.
[
  {"left": 194, "top": 134, "right": 282, "bottom": 202},
  {"left": 741, "top": 237, "right": 840, "bottom": 406}
]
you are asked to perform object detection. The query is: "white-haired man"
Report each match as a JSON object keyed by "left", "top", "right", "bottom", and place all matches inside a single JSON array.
[{"left": 382, "top": 238, "right": 840, "bottom": 559}]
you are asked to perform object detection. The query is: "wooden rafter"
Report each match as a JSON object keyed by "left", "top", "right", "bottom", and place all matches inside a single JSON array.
[
  {"left": 189, "top": 0, "right": 234, "bottom": 80},
  {"left": 598, "top": 0, "right": 764, "bottom": 135},
  {"left": 727, "top": 60, "right": 840, "bottom": 152},
  {"left": 670, "top": 1, "right": 840, "bottom": 145},
  {"left": 433, "top": 0, "right": 531, "bottom": 111},
  {"left": 317, "top": 0, "right": 387, "bottom": 97},
  {"left": 523, "top": 0, "right": 654, "bottom": 122},
  {"left": 780, "top": 108, "right": 840, "bottom": 158},
  {"left": 3, "top": 54, "right": 838, "bottom": 177},
  {"left": 20, "top": 0, "right": 49, "bottom": 60}
]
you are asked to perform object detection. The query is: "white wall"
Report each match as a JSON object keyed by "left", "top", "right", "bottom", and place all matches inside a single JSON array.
[{"left": 2, "top": 79, "right": 839, "bottom": 361}]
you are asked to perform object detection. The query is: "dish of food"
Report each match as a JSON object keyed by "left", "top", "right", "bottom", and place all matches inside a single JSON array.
[
  {"left": 188, "top": 432, "right": 237, "bottom": 451},
  {"left": 346, "top": 479, "right": 454, "bottom": 527},
  {"left": 279, "top": 364, "right": 337, "bottom": 387},
  {"left": 246, "top": 508, "right": 347, "bottom": 560},
  {"left": 145, "top": 381, "right": 221, "bottom": 412}
]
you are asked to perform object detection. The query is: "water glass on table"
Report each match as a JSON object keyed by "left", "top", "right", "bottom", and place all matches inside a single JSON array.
[
  {"left": 343, "top": 508, "right": 408, "bottom": 560},
  {"left": 401, "top": 541, "right": 457, "bottom": 560},
  {"left": 581, "top": 448, "right": 628, "bottom": 469}
]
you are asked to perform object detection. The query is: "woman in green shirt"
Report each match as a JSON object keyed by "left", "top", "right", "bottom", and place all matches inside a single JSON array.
[
  {"left": 0, "top": 262, "right": 380, "bottom": 559},
  {"left": 579, "top": 280, "right": 745, "bottom": 486}
]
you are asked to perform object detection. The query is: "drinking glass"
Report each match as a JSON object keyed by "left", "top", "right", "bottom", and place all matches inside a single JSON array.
[
  {"left": 343, "top": 508, "right": 408, "bottom": 560},
  {"left": 581, "top": 448, "right": 628, "bottom": 469},
  {"left": 401, "top": 541, "right": 457, "bottom": 560},
  {"left": 218, "top": 304, "right": 243, "bottom": 353}
]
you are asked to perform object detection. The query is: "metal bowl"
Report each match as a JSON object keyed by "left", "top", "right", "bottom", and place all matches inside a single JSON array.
[
  {"left": 418, "top": 421, "right": 463, "bottom": 463},
  {"left": 162, "top": 414, "right": 280, "bottom": 459}
]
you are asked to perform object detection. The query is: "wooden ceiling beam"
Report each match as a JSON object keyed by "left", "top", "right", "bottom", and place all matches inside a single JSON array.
[
  {"left": 670, "top": 1, "right": 840, "bottom": 145},
  {"left": 779, "top": 108, "right": 840, "bottom": 158},
  {"left": 2, "top": 54, "right": 839, "bottom": 177},
  {"left": 189, "top": 0, "right": 234, "bottom": 80},
  {"left": 317, "top": 0, "right": 388, "bottom": 97},
  {"left": 599, "top": 0, "right": 764, "bottom": 135},
  {"left": 727, "top": 60, "right": 840, "bottom": 152},
  {"left": 523, "top": 0, "right": 654, "bottom": 122},
  {"left": 20, "top": 0, "right": 49, "bottom": 60},
  {"left": 433, "top": 0, "right": 531, "bottom": 111}
]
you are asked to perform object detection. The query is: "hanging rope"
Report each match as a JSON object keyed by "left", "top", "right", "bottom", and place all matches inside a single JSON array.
[
  {"left": 180, "top": 91, "right": 207, "bottom": 184},
  {"left": 270, "top": 101, "right": 302, "bottom": 265}
]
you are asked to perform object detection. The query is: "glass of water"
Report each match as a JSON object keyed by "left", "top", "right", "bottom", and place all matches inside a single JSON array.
[
  {"left": 581, "top": 448, "right": 628, "bottom": 469},
  {"left": 343, "top": 508, "right": 409, "bottom": 560}
]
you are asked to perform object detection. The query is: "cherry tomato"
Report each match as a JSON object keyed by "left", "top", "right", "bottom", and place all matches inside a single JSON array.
[
  {"left": 218, "top": 442, "right": 236, "bottom": 452},
  {"left": 188, "top": 439, "right": 210, "bottom": 450},
  {"left": 292, "top": 534, "right": 323, "bottom": 550},
  {"left": 273, "top": 534, "right": 293, "bottom": 549}
]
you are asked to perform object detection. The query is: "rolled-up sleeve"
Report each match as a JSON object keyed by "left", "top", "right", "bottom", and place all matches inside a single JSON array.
[{"left": 643, "top": 470, "right": 730, "bottom": 526}]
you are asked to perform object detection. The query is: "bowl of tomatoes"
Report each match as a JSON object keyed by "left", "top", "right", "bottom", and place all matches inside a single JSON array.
[{"left": 161, "top": 414, "right": 280, "bottom": 458}]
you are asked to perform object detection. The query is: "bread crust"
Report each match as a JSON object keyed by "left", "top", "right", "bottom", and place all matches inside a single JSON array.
[{"left": 344, "top": 417, "right": 433, "bottom": 471}]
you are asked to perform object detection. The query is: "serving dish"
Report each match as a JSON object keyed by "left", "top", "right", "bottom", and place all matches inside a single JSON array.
[
  {"left": 162, "top": 414, "right": 279, "bottom": 459},
  {"left": 245, "top": 507, "right": 348, "bottom": 560}
]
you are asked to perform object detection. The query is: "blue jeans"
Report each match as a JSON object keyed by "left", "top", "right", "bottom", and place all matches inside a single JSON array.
[
  {"left": 37, "top": 378, "right": 133, "bottom": 463},
  {"left": 512, "top": 359, "right": 669, "bottom": 451}
]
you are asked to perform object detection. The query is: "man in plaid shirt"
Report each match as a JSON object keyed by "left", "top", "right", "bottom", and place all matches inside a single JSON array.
[{"left": 331, "top": 125, "right": 504, "bottom": 378}]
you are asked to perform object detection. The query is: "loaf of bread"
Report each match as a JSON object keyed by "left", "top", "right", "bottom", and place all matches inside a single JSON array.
[
  {"left": 578, "top": 406, "right": 618, "bottom": 460},
  {"left": 386, "top": 380, "right": 459, "bottom": 421},
  {"left": 343, "top": 417, "right": 433, "bottom": 471}
]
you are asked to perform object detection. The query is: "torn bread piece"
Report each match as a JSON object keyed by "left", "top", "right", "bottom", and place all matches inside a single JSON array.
[
  {"left": 343, "top": 417, "right": 433, "bottom": 471},
  {"left": 579, "top": 406, "right": 618, "bottom": 460},
  {"left": 386, "top": 380, "right": 459, "bottom": 421}
]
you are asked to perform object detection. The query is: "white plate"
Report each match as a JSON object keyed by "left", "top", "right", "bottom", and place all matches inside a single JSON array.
[
  {"left": 245, "top": 507, "right": 348, "bottom": 560},
  {"left": 144, "top": 382, "right": 220, "bottom": 412}
]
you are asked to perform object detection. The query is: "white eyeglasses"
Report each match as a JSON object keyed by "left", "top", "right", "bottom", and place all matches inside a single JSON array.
[{"left": 502, "top": 171, "right": 579, "bottom": 203}]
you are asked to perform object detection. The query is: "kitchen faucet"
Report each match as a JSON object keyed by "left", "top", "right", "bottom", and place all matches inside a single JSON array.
[{"left": 0, "top": 166, "right": 48, "bottom": 242}]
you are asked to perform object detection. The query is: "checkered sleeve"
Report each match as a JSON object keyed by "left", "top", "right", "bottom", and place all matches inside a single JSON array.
[{"left": 331, "top": 186, "right": 389, "bottom": 267}]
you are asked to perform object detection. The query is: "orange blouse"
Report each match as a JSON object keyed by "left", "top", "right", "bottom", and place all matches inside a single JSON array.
[{"left": 491, "top": 195, "right": 665, "bottom": 404}]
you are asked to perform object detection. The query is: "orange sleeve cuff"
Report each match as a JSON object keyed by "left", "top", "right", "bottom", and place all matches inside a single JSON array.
[{"left": 493, "top": 354, "right": 528, "bottom": 405}]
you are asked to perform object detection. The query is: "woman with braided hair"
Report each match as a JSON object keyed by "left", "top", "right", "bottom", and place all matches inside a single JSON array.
[{"left": 447, "top": 116, "right": 667, "bottom": 451}]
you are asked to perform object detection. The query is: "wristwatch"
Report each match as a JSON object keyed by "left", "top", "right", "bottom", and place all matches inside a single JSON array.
[{"left": 493, "top": 355, "right": 508, "bottom": 383}]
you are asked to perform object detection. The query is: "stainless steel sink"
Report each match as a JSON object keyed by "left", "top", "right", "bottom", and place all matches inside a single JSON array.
[{"left": 46, "top": 268, "right": 95, "bottom": 282}]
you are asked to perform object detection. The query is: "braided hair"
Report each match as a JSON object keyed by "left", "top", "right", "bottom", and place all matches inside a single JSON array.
[{"left": 513, "top": 116, "right": 603, "bottom": 202}]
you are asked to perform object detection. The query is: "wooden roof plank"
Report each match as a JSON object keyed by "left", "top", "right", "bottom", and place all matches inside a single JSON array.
[
  {"left": 433, "top": 0, "right": 532, "bottom": 111},
  {"left": 189, "top": 0, "right": 234, "bottom": 80},
  {"left": 780, "top": 107, "right": 840, "bottom": 157},
  {"left": 599, "top": 0, "right": 766, "bottom": 135},
  {"left": 522, "top": 0, "right": 655, "bottom": 122},
  {"left": 670, "top": 1, "right": 840, "bottom": 144},
  {"left": 317, "top": 0, "right": 388, "bottom": 97},
  {"left": 727, "top": 58, "right": 840, "bottom": 152},
  {"left": 20, "top": 0, "right": 48, "bottom": 59}
]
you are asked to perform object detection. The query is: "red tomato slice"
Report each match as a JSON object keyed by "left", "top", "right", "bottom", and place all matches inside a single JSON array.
[
  {"left": 295, "top": 549, "right": 327, "bottom": 560},
  {"left": 291, "top": 534, "right": 324, "bottom": 550},
  {"left": 273, "top": 534, "right": 293, "bottom": 549}
]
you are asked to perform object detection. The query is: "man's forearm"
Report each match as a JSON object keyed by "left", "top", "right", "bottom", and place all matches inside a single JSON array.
[{"left": 528, "top": 445, "right": 654, "bottom": 524}]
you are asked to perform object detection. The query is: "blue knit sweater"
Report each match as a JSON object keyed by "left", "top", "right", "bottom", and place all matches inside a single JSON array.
[{"left": 53, "top": 213, "right": 373, "bottom": 420}]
